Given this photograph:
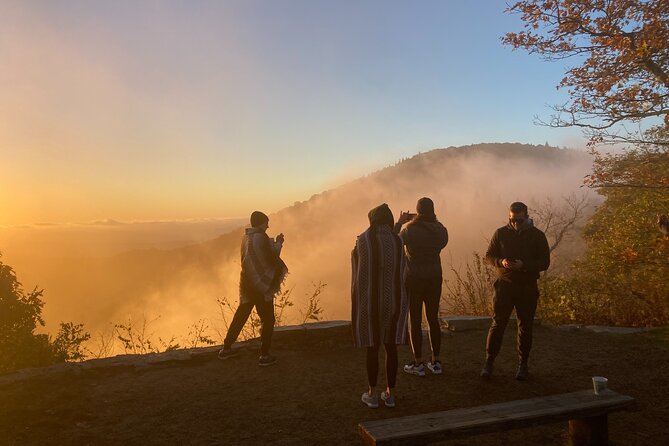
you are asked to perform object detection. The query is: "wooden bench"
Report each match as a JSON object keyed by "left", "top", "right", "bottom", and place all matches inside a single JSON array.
[{"left": 358, "top": 389, "right": 636, "bottom": 446}]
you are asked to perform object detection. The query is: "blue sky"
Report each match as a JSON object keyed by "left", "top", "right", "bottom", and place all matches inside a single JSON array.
[{"left": 0, "top": 0, "right": 585, "bottom": 225}]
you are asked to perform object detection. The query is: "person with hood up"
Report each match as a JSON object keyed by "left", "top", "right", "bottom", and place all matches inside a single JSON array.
[
  {"left": 480, "top": 202, "right": 550, "bottom": 381},
  {"left": 352, "top": 204, "right": 409, "bottom": 408},
  {"left": 395, "top": 197, "right": 449, "bottom": 377}
]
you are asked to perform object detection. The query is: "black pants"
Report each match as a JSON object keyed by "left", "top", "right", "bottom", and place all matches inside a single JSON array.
[
  {"left": 485, "top": 279, "right": 539, "bottom": 363},
  {"left": 224, "top": 290, "right": 275, "bottom": 356},
  {"left": 407, "top": 275, "right": 443, "bottom": 360},
  {"left": 366, "top": 344, "right": 398, "bottom": 388}
]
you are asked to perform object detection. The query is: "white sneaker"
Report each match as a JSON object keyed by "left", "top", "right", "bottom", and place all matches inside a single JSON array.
[
  {"left": 403, "top": 361, "right": 426, "bottom": 377},
  {"left": 427, "top": 360, "right": 442, "bottom": 375},
  {"left": 381, "top": 391, "right": 396, "bottom": 408},
  {"left": 361, "top": 392, "right": 379, "bottom": 408}
]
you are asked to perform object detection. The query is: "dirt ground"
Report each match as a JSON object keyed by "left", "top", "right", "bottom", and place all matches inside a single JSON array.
[{"left": 1, "top": 325, "right": 668, "bottom": 446}]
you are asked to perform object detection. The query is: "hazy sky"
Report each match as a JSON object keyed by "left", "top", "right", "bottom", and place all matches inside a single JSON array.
[{"left": 0, "top": 0, "right": 583, "bottom": 226}]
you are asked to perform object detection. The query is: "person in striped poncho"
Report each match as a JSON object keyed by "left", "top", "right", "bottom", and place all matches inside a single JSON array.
[{"left": 352, "top": 203, "right": 409, "bottom": 408}]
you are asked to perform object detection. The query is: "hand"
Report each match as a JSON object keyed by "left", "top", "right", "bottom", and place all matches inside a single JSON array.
[
  {"left": 276, "top": 233, "right": 285, "bottom": 244},
  {"left": 397, "top": 212, "right": 412, "bottom": 225}
]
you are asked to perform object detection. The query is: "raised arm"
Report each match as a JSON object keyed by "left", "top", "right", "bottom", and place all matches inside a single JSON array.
[{"left": 255, "top": 232, "right": 281, "bottom": 266}]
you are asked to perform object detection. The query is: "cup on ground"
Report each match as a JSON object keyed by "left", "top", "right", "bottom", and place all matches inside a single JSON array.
[{"left": 592, "top": 376, "right": 608, "bottom": 395}]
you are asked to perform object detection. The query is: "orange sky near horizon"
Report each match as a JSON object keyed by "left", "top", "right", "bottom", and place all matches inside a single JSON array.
[{"left": 0, "top": 2, "right": 399, "bottom": 227}]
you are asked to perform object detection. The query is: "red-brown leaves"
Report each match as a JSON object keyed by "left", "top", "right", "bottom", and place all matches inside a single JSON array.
[{"left": 502, "top": 0, "right": 669, "bottom": 138}]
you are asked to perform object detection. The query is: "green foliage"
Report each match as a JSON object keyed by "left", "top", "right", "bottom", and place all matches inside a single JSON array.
[
  {"left": 540, "top": 150, "right": 669, "bottom": 326},
  {"left": 0, "top": 255, "right": 90, "bottom": 373}
]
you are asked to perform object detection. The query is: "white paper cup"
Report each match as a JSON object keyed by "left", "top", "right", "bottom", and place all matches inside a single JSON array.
[{"left": 592, "top": 376, "right": 608, "bottom": 395}]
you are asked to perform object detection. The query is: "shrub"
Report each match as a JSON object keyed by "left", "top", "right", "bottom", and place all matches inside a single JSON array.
[{"left": 0, "top": 255, "right": 90, "bottom": 373}]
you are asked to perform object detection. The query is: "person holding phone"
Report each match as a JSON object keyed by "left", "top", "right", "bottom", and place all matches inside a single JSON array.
[
  {"left": 480, "top": 202, "right": 550, "bottom": 380},
  {"left": 218, "top": 211, "right": 288, "bottom": 367},
  {"left": 394, "top": 197, "right": 449, "bottom": 377}
]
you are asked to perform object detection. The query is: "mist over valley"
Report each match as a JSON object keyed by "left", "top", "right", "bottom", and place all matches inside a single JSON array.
[{"left": 1, "top": 143, "right": 595, "bottom": 343}]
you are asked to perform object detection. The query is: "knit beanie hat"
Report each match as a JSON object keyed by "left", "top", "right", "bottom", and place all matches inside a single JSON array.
[{"left": 250, "top": 211, "right": 269, "bottom": 228}]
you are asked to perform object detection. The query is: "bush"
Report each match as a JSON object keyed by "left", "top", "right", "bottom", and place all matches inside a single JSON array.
[
  {"left": 539, "top": 157, "right": 669, "bottom": 326},
  {"left": 0, "top": 255, "right": 90, "bottom": 373},
  {"left": 442, "top": 252, "right": 494, "bottom": 316}
]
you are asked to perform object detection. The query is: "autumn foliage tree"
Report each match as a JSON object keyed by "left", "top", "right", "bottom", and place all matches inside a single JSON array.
[
  {"left": 539, "top": 178, "right": 669, "bottom": 326},
  {"left": 503, "top": 0, "right": 669, "bottom": 147},
  {"left": 586, "top": 137, "right": 669, "bottom": 188}
]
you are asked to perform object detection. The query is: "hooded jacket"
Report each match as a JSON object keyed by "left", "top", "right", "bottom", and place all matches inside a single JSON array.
[
  {"left": 485, "top": 219, "right": 550, "bottom": 283},
  {"left": 399, "top": 219, "right": 449, "bottom": 279}
]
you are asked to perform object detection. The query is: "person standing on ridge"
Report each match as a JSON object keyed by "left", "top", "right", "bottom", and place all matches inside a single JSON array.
[
  {"left": 218, "top": 211, "right": 288, "bottom": 367},
  {"left": 394, "top": 197, "right": 449, "bottom": 377},
  {"left": 352, "top": 203, "right": 409, "bottom": 408},
  {"left": 480, "top": 202, "right": 550, "bottom": 380}
]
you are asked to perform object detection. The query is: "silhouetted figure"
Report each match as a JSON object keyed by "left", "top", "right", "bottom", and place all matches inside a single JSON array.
[
  {"left": 658, "top": 214, "right": 669, "bottom": 237},
  {"left": 218, "top": 211, "right": 288, "bottom": 366},
  {"left": 481, "top": 202, "right": 550, "bottom": 381},
  {"left": 352, "top": 204, "right": 409, "bottom": 408},
  {"left": 394, "top": 197, "right": 449, "bottom": 376}
]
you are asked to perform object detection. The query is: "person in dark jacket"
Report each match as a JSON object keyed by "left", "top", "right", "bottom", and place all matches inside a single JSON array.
[
  {"left": 480, "top": 202, "right": 550, "bottom": 380},
  {"left": 394, "top": 197, "right": 449, "bottom": 376}
]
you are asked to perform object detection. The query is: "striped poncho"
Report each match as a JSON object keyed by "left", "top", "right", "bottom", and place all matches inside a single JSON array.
[
  {"left": 351, "top": 225, "right": 409, "bottom": 348},
  {"left": 240, "top": 227, "right": 288, "bottom": 303}
]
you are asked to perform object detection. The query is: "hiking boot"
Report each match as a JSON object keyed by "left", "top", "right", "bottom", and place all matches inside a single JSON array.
[
  {"left": 361, "top": 392, "right": 379, "bottom": 408},
  {"left": 258, "top": 354, "right": 277, "bottom": 367},
  {"left": 403, "top": 361, "right": 426, "bottom": 377},
  {"left": 380, "top": 391, "right": 396, "bottom": 408},
  {"left": 218, "top": 347, "right": 239, "bottom": 360},
  {"left": 427, "top": 360, "right": 442, "bottom": 375},
  {"left": 480, "top": 360, "right": 494, "bottom": 379},
  {"left": 515, "top": 363, "right": 529, "bottom": 381}
]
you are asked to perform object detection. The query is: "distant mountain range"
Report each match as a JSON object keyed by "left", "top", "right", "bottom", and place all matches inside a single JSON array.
[{"left": 3, "top": 143, "right": 594, "bottom": 337}]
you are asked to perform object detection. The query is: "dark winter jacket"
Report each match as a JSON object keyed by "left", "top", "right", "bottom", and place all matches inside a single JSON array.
[
  {"left": 399, "top": 220, "right": 449, "bottom": 279},
  {"left": 485, "top": 219, "right": 550, "bottom": 283}
]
